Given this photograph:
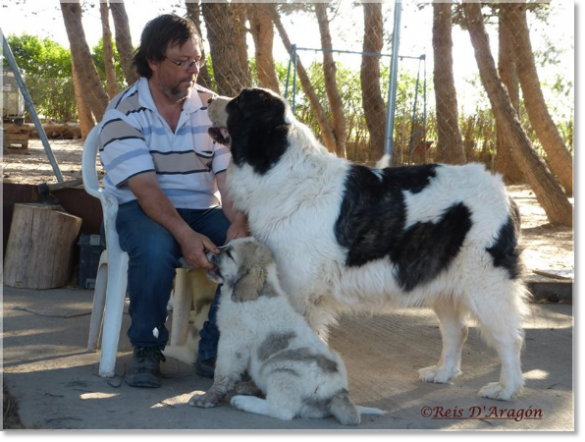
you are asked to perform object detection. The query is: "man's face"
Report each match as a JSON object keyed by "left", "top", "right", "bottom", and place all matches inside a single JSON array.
[{"left": 149, "top": 37, "right": 202, "bottom": 102}]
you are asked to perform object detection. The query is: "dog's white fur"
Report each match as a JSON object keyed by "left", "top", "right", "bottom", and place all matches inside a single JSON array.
[
  {"left": 207, "top": 89, "right": 529, "bottom": 401},
  {"left": 188, "top": 238, "right": 385, "bottom": 425}
]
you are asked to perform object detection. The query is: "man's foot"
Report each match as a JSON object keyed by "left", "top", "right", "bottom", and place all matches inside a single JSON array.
[
  {"left": 195, "top": 357, "right": 216, "bottom": 378},
  {"left": 125, "top": 347, "right": 166, "bottom": 388}
]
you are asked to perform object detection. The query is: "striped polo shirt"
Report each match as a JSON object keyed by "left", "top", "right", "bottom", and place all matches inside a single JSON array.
[{"left": 98, "top": 77, "right": 231, "bottom": 209}]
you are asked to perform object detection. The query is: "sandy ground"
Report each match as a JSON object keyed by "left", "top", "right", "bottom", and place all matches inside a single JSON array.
[{"left": 2, "top": 138, "right": 574, "bottom": 277}]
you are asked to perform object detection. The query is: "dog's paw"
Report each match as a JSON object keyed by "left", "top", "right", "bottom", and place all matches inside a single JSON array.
[
  {"left": 230, "top": 395, "right": 251, "bottom": 411},
  {"left": 188, "top": 390, "right": 223, "bottom": 408},
  {"left": 234, "top": 380, "right": 262, "bottom": 397},
  {"left": 418, "top": 365, "right": 460, "bottom": 384},
  {"left": 478, "top": 382, "right": 516, "bottom": 401}
]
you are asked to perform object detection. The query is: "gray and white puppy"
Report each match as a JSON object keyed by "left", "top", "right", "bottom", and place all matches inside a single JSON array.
[{"left": 188, "top": 237, "right": 385, "bottom": 425}]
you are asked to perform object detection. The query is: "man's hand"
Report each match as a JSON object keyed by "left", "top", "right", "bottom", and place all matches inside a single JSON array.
[
  {"left": 178, "top": 230, "right": 220, "bottom": 270},
  {"left": 128, "top": 172, "right": 220, "bottom": 269}
]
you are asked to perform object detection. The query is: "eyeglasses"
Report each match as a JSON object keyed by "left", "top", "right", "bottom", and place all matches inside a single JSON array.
[{"left": 165, "top": 56, "right": 206, "bottom": 71}]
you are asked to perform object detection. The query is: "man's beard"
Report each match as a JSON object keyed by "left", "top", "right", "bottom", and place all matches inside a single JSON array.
[{"left": 159, "top": 78, "right": 194, "bottom": 102}]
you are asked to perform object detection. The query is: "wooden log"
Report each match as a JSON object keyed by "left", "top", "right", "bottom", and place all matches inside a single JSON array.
[{"left": 3, "top": 203, "right": 82, "bottom": 289}]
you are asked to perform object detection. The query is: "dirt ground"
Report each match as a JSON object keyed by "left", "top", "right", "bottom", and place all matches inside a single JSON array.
[{"left": 2, "top": 138, "right": 574, "bottom": 277}]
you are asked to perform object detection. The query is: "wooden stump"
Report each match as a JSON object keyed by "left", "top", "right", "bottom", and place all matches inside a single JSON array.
[{"left": 3, "top": 203, "right": 83, "bottom": 289}]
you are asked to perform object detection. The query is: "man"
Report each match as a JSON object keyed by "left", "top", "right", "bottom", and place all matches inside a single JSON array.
[{"left": 99, "top": 14, "right": 247, "bottom": 387}]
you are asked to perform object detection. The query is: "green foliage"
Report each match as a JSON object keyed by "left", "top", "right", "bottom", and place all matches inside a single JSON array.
[
  {"left": 6, "top": 34, "right": 71, "bottom": 77},
  {"left": 6, "top": 34, "right": 75, "bottom": 122}
]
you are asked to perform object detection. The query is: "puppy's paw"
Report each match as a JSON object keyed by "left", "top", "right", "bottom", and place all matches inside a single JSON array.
[
  {"left": 478, "top": 382, "right": 516, "bottom": 401},
  {"left": 418, "top": 365, "right": 460, "bottom": 384},
  {"left": 230, "top": 395, "right": 250, "bottom": 411},
  {"left": 234, "top": 380, "right": 262, "bottom": 397},
  {"left": 188, "top": 390, "right": 223, "bottom": 408}
]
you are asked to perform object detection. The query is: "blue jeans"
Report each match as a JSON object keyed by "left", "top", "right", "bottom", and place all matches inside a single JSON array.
[{"left": 116, "top": 200, "right": 229, "bottom": 362}]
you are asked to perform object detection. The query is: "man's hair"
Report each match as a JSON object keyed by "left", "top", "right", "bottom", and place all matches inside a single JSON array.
[{"left": 132, "top": 14, "right": 201, "bottom": 79}]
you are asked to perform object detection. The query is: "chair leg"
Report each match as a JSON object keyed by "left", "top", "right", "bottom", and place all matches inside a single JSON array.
[
  {"left": 170, "top": 268, "right": 192, "bottom": 346},
  {"left": 99, "top": 251, "right": 129, "bottom": 378},
  {"left": 87, "top": 251, "right": 108, "bottom": 352}
]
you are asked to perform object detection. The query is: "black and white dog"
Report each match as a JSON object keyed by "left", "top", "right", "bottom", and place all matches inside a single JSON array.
[{"left": 207, "top": 88, "right": 529, "bottom": 401}]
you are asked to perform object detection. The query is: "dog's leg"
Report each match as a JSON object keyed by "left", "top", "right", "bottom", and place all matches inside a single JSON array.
[
  {"left": 467, "top": 280, "right": 527, "bottom": 401},
  {"left": 230, "top": 396, "right": 282, "bottom": 418},
  {"left": 233, "top": 379, "right": 262, "bottom": 397},
  {"left": 189, "top": 340, "right": 249, "bottom": 408},
  {"left": 231, "top": 393, "right": 300, "bottom": 421},
  {"left": 419, "top": 299, "right": 468, "bottom": 384}
]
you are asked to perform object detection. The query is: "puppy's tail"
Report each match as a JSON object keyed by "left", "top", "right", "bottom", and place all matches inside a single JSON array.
[
  {"left": 356, "top": 405, "right": 387, "bottom": 416},
  {"left": 329, "top": 390, "right": 361, "bottom": 426},
  {"left": 374, "top": 153, "right": 390, "bottom": 169}
]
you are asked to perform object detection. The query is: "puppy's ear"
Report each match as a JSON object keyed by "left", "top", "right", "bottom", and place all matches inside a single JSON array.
[{"left": 232, "top": 265, "right": 266, "bottom": 302}]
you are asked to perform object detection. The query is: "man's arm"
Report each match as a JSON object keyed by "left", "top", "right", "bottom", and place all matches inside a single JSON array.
[
  {"left": 127, "top": 172, "right": 218, "bottom": 269},
  {"left": 216, "top": 172, "right": 249, "bottom": 242}
]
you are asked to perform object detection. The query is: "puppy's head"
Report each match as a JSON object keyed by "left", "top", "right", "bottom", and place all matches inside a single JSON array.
[{"left": 207, "top": 237, "right": 276, "bottom": 302}]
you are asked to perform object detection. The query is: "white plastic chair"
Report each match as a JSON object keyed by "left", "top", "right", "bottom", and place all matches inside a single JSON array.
[{"left": 82, "top": 125, "right": 197, "bottom": 377}]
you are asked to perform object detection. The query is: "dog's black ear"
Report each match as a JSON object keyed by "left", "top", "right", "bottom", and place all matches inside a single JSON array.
[{"left": 232, "top": 265, "right": 266, "bottom": 302}]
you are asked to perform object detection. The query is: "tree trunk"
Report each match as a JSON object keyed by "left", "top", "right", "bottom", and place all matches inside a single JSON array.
[
  {"left": 109, "top": 0, "right": 139, "bottom": 86},
  {"left": 60, "top": 1, "right": 109, "bottom": 122},
  {"left": 185, "top": 1, "right": 213, "bottom": 90},
  {"left": 99, "top": 2, "right": 119, "bottom": 98},
  {"left": 360, "top": 2, "right": 387, "bottom": 162},
  {"left": 270, "top": 4, "right": 337, "bottom": 154},
  {"left": 315, "top": 3, "right": 347, "bottom": 158},
  {"left": 463, "top": 2, "right": 572, "bottom": 227},
  {"left": 432, "top": 2, "right": 465, "bottom": 164},
  {"left": 248, "top": 3, "right": 280, "bottom": 93},
  {"left": 496, "top": 3, "right": 524, "bottom": 183},
  {"left": 231, "top": 3, "right": 253, "bottom": 88},
  {"left": 509, "top": 2, "right": 573, "bottom": 195},
  {"left": 202, "top": 1, "right": 252, "bottom": 96},
  {"left": 72, "top": 59, "right": 95, "bottom": 139},
  {"left": 4, "top": 203, "right": 82, "bottom": 289}
]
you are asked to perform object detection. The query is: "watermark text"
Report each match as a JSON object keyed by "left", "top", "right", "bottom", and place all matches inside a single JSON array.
[{"left": 420, "top": 405, "right": 543, "bottom": 422}]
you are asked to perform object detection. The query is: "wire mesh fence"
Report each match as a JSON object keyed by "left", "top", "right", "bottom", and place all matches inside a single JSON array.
[{"left": 1, "top": 1, "right": 574, "bottom": 279}]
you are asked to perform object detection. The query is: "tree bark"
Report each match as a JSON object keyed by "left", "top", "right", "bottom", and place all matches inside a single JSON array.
[
  {"left": 109, "top": 0, "right": 139, "bottom": 86},
  {"left": 360, "top": 1, "right": 387, "bottom": 162},
  {"left": 508, "top": 2, "right": 573, "bottom": 195},
  {"left": 248, "top": 3, "right": 280, "bottom": 93},
  {"left": 315, "top": 3, "right": 346, "bottom": 158},
  {"left": 202, "top": 1, "right": 252, "bottom": 96},
  {"left": 432, "top": 2, "right": 465, "bottom": 164},
  {"left": 463, "top": 2, "right": 572, "bottom": 227},
  {"left": 99, "top": 2, "right": 119, "bottom": 98},
  {"left": 496, "top": 3, "right": 524, "bottom": 183},
  {"left": 4, "top": 203, "right": 82, "bottom": 289},
  {"left": 271, "top": 4, "right": 337, "bottom": 154},
  {"left": 72, "top": 59, "right": 95, "bottom": 138},
  {"left": 185, "top": 1, "right": 213, "bottom": 90},
  {"left": 60, "top": 1, "right": 109, "bottom": 122},
  {"left": 231, "top": 3, "right": 253, "bottom": 88}
]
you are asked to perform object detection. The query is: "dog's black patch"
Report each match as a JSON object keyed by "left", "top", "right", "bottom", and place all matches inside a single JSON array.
[
  {"left": 391, "top": 203, "right": 473, "bottom": 291},
  {"left": 486, "top": 199, "right": 522, "bottom": 279},
  {"left": 335, "top": 164, "right": 474, "bottom": 291},
  {"left": 225, "top": 88, "right": 290, "bottom": 175},
  {"left": 335, "top": 163, "right": 438, "bottom": 267}
]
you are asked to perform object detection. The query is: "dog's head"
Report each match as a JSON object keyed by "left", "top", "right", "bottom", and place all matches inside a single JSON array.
[
  {"left": 207, "top": 88, "right": 290, "bottom": 175},
  {"left": 206, "top": 237, "right": 277, "bottom": 302}
]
